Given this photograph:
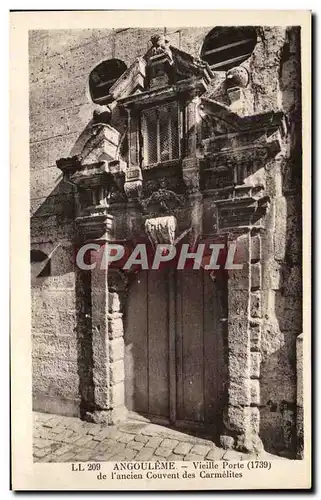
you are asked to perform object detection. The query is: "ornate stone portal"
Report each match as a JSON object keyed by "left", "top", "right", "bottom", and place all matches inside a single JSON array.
[{"left": 57, "top": 35, "right": 286, "bottom": 452}]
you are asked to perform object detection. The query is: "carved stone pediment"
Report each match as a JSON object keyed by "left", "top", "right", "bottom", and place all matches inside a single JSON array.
[
  {"left": 110, "top": 40, "right": 215, "bottom": 109},
  {"left": 109, "top": 58, "right": 146, "bottom": 102},
  {"left": 80, "top": 124, "right": 121, "bottom": 165}
]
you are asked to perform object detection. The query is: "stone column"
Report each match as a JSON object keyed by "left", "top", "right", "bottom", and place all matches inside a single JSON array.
[
  {"left": 79, "top": 215, "right": 127, "bottom": 424},
  {"left": 221, "top": 230, "right": 263, "bottom": 453}
]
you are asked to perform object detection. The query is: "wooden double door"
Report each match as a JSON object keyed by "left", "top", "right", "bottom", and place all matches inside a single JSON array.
[{"left": 124, "top": 268, "right": 227, "bottom": 430}]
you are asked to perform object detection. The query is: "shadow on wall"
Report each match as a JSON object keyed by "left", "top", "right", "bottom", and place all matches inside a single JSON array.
[{"left": 31, "top": 154, "right": 95, "bottom": 417}]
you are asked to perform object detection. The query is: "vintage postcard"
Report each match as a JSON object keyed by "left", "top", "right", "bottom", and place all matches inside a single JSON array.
[{"left": 10, "top": 9, "right": 311, "bottom": 490}]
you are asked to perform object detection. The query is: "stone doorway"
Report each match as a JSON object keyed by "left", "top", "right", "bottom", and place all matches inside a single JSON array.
[{"left": 124, "top": 267, "right": 228, "bottom": 437}]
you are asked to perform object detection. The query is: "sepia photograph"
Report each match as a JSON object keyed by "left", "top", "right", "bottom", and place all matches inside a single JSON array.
[{"left": 10, "top": 10, "right": 311, "bottom": 490}]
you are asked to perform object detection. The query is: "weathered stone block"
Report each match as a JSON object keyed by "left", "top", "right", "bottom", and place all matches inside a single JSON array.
[
  {"left": 229, "top": 351, "right": 250, "bottom": 379},
  {"left": 31, "top": 241, "right": 75, "bottom": 277},
  {"left": 235, "top": 432, "right": 264, "bottom": 454},
  {"left": 32, "top": 335, "right": 78, "bottom": 360},
  {"left": 228, "top": 378, "right": 251, "bottom": 406},
  {"left": 228, "top": 289, "right": 249, "bottom": 317},
  {"left": 31, "top": 289, "right": 77, "bottom": 336},
  {"left": 46, "top": 73, "right": 88, "bottom": 112},
  {"left": 250, "top": 291, "right": 261, "bottom": 318},
  {"left": 228, "top": 264, "right": 250, "bottom": 290},
  {"left": 31, "top": 215, "right": 75, "bottom": 243},
  {"left": 228, "top": 320, "right": 250, "bottom": 355},
  {"left": 109, "top": 382, "right": 125, "bottom": 408},
  {"left": 92, "top": 384, "right": 110, "bottom": 411},
  {"left": 161, "top": 438, "right": 180, "bottom": 450},
  {"left": 266, "top": 158, "right": 283, "bottom": 198},
  {"left": 250, "top": 407, "right": 260, "bottom": 434},
  {"left": 134, "top": 447, "right": 156, "bottom": 461},
  {"left": 250, "top": 321, "right": 261, "bottom": 350},
  {"left": 262, "top": 259, "right": 281, "bottom": 290},
  {"left": 250, "top": 380, "right": 260, "bottom": 405},
  {"left": 109, "top": 360, "right": 125, "bottom": 385},
  {"left": 250, "top": 352, "right": 261, "bottom": 379},
  {"left": 224, "top": 406, "right": 251, "bottom": 434},
  {"left": 108, "top": 317, "right": 124, "bottom": 339},
  {"left": 33, "top": 357, "right": 78, "bottom": 380},
  {"left": 108, "top": 292, "right": 121, "bottom": 313},
  {"left": 30, "top": 139, "right": 49, "bottom": 171},
  {"left": 274, "top": 197, "right": 287, "bottom": 261},
  {"left": 251, "top": 262, "right": 261, "bottom": 290},
  {"left": 275, "top": 295, "right": 302, "bottom": 332},
  {"left": 283, "top": 266, "right": 302, "bottom": 297},
  {"left": 109, "top": 338, "right": 124, "bottom": 363},
  {"left": 32, "top": 370, "right": 79, "bottom": 398},
  {"left": 219, "top": 435, "right": 235, "bottom": 450}
]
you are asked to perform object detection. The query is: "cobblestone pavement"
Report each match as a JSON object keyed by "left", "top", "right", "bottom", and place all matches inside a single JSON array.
[{"left": 33, "top": 412, "right": 287, "bottom": 463}]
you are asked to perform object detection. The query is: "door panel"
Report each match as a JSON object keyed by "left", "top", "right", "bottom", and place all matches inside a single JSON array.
[
  {"left": 203, "top": 272, "right": 227, "bottom": 423},
  {"left": 176, "top": 270, "right": 204, "bottom": 423},
  {"left": 124, "top": 271, "right": 149, "bottom": 414},
  {"left": 124, "top": 267, "right": 227, "bottom": 428},
  {"left": 124, "top": 270, "right": 169, "bottom": 419},
  {"left": 147, "top": 270, "right": 169, "bottom": 418}
]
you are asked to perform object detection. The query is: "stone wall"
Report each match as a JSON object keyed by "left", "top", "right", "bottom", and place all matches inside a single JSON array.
[{"left": 30, "top": 27, "right": 302, "bottom": 455}]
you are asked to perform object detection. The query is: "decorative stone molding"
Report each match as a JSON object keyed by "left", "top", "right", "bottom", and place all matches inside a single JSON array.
[{"left": 77, "top": 212, "right": 114, "bottom": 241}]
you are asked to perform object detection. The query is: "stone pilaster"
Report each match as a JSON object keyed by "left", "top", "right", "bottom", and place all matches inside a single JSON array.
[
  {"left": 221, "top": 231, "right": 263, "bottom": 453},
  {"left": 248, "top": 229, "right": 263, "bottom": 451}
]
